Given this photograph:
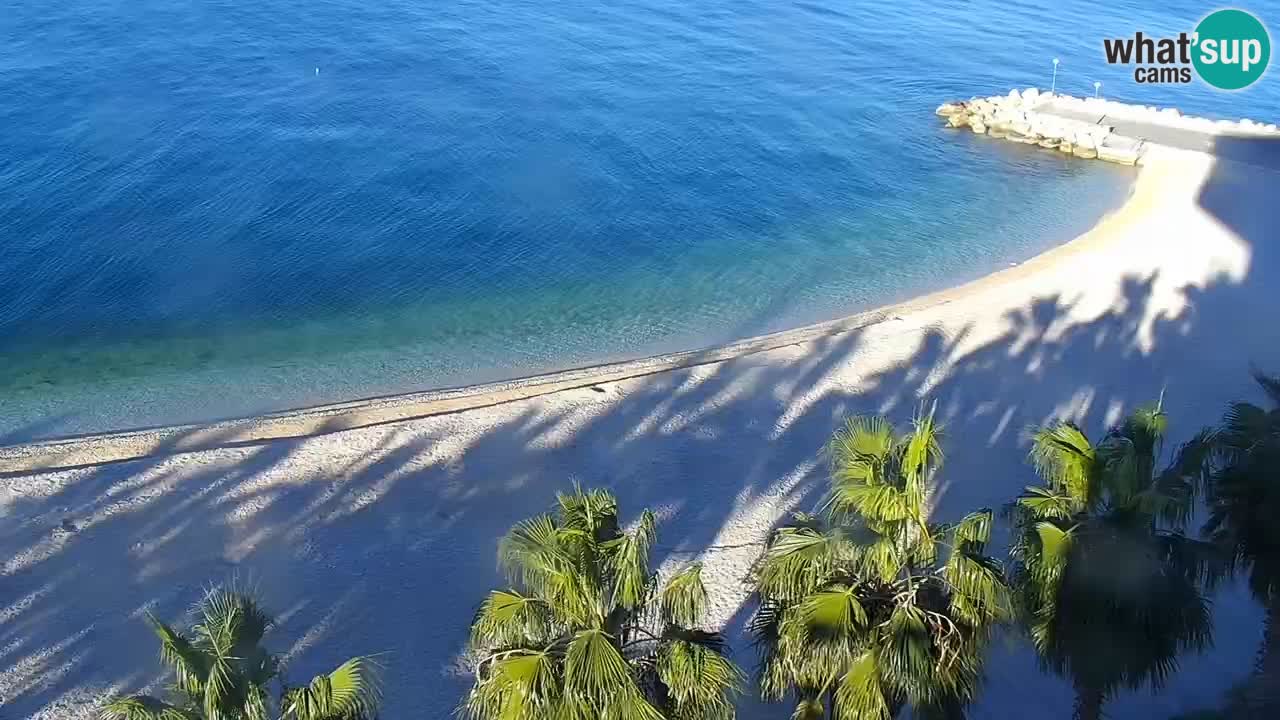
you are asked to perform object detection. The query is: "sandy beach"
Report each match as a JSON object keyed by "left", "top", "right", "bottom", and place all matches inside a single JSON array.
[{"left": 3, "top": 140, "right": 1280, "bottom": 718}]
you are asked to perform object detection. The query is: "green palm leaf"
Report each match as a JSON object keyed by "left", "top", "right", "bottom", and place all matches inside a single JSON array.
[
  {"left": 794, "top": 588, "right": 868, "bottom": 638},
  {"left": 1028, "top": 423, "right": 1096, "bottom": 504},
  {"left": 563, "top": 629, "right": 636, "bottom": 714},
  {"left": 789, "top": 695, "right": 825, "bottom": 720},
  {"left": 880, "top": 603, "right": 932, "bottom": 700},
  {"left": 1013, "top": 486, "right": 1081, "bottom": 521},
  {"left": 281, "top": 657, "right": 382, "bottom": 720},
  {"left": 660, "top": 563, "right": 708, "bottom": 629},
  {"left": 844, "top": 529, "right": 900, "bottom": 585},
  {"left": 944, "top": 549, "right": 1011, "bottom": 627},
  {"left": 901, "top": 407, "right": 944, "bottom": 508},
  {"left": 748, "top": 601, "right": 790, "bottom": 703},
  {"left": 599, "top": 690, "right": 665, "bottom": 720},
  {"left": 949, "top": 510, "right": 992, "bottom": 547},
  {"left": 499, "top": 514, "right": 564, "bottom": 591},
  {"left": 828, "top": 416, "right": 896, "bottom": 479},
  {"left": 656, "top": 635, "right": 742, "bottom": 720},
  {"left": 471, "top": 590, "right": 552, "bottom": 649},
  {"left": 608, "top": 510, "right": 656, "bottom": 611},
  {"left": 754, "top": 526, "right": 843, "bottom": 602},
  {"left": 144, "top": 614, "right": 208, "bottom": 699},
  {"left": 467, "top": 649, "right": 563, "bottom": 720},
  {"left": 833, "top": 650, "right": 891, "bottom": 720},
  {"left": 99, "top": 696, "right": 200, "bottom": 720},
  {"left": 556, "top": 485, "right": 620, "bottom": 545}
]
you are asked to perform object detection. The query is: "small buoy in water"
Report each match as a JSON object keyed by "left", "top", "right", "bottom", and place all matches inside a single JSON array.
[{"left": 315, "top": 67, "right": 320, "bottom": 75}]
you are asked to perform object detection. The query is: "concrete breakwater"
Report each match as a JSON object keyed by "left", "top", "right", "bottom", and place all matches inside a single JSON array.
[{"left": 937, "top": 88, "right": 1280, "bottom": 165}]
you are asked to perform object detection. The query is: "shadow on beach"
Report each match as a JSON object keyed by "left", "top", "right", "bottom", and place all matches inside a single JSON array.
[{"left": 2, "top": 141, "right": 1279, "bottom": 719}]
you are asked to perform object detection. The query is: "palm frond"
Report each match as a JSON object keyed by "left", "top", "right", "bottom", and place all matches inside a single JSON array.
[
  {"left": 949, "top": 510, "right": 992, "bottom": 552},
  {"left": 748, "top": 601, "right": 790, "bottom": 702},
  {"left": 828, "top": 416, "right": 896, "bottom": 480},
  {"left": 1098, "top": 434, "right": 1147, "bottom": 508},
  {"left": 1144, "top": 428, "right": 1214, "bottom": 527},
  {"left": 943, "top": 549, "right": 1012, "bottom": 627},
  {"left": 880, "top": 603, "right": 933, "bottom": 701},
  {"left": 901, "top": 406, "right": 944, "bottom": 509},
  {"left": 794, "top": 588, "right": 868, "bottom": 639},
  {"left": 196, "top": 587, "right": 273, "bottom": 655},
  {"left": 790, "top": 695, "right": 826, "bottom": 720},
  {"left": 608, "top": 509, "right": 657, "bottom": 612},
  {"left": 1217, "top": 401, "right": 1276, "bottom": 457},
  {"left": 826, "top": 483, "right": 913, "bottom": 530},
  {"left": 599, "top": 690, "right": 665, "bottom": 720},
  {"left": 280, "top": 656, "right": 382, "bottom": 720},
  {"left": 1012, "top": 486, "right": 1080, "bottom": 522},
  {"left": 1119, "top": 402, "right": 1168, "bottom": 458},
  {"left": 845, "top": 528, "right": 902, "bottom": 585},
  {"left": 754, "top": 525, "right": 843, "bottom": 603},
  {"left": 1028, "top": 423, "right": 1096, "bottom": 504},
  {"left": 660, "top": 563, "right": 708, "bottom": 629},
  {"left": 470, "top": 589, "right": 553, "bottom": 649},
  {"left": 656, "top": 635, "right": 743, "bottom": 720},
  {"left": 556, "top": 485, "right": 620, "bottom": 544},
  {"left": 99, "top": 696, "right": 199, "bottom": 720},
  {"left": 466, "top": 649, "right": 561, "bottom": 720},
  {"left": 833, "top": 650, "right": 892, "bottom": 720},
  {"left": 498, "top": 513, "right": 563, "bottom": 590},
  {"left": 144, "top": 613, "right": 208, "bottom": 698},
  {"left": 1253, "top": 369, "right": 1280, "bottom": 408},
  {"left": 563, "top": 629, "right": 636, "bottom": 714}
]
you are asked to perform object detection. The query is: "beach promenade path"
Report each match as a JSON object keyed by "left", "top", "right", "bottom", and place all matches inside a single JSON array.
[{"left": 1039, "top": 97, "right": 1280, "bottom": 166}]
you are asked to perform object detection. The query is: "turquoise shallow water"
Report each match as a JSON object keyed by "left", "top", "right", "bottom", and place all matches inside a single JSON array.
[{"left": 1, "top": 0, "right": 1276, "bottom": 440}]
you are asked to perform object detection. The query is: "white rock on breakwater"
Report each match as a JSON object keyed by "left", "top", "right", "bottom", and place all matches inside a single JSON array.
[{"left": 936, "top": 88, "right": 1280, "bottom": 166}]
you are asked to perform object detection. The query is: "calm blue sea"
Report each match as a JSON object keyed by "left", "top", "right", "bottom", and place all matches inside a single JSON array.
[{"left": 1, "top": 0, "right": 1277, "bottom": 439}]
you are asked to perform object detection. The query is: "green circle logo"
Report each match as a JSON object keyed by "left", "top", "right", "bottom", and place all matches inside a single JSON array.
[{"left": 1193, "top": 9, "right": 1271, "bottom": 90}]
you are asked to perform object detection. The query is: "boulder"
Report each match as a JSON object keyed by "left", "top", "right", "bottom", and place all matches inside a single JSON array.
[
  {"left": 935, "top": 102, "right": 966, "bottom": 117},
  {"left": 1058, "top": 141, "right": 1074, "bottom": 154},
  {"left": 1023, "top": 87, "right": 1041, "bottom": 103},
  {"left": 970, "top": 119, "right": 987, "bottom": 134},
  {"left": 1038, "top": 137, "right": 1060, "bottom": 149},
  {"left": 1072, "top": 145, "right": 1098, "bottom": 159},
  {"left": 1008, "top": 88, "right": 1022, "bottom": 101},
  {"left": 946, "top": 113, "right": 969, "bottom": 128}
]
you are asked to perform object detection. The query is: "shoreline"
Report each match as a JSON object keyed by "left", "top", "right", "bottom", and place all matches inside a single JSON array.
[
  {"left": 4, "top": 130, "right": 1276, "bottom": 720},
  {"left": 0, "top": 153, "right": 1149, "bottom": 474}
]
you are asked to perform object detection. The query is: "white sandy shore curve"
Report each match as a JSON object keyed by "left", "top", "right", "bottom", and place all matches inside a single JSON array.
[{"left": 2, "top": 142, "right": 1279, "bottom": 719}]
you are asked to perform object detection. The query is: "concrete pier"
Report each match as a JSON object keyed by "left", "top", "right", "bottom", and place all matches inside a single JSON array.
[{"left": 937, "top": 89, "right": 1280, "bottom": 165}]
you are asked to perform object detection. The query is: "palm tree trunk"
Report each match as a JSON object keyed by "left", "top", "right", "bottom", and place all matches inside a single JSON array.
[{"left": 1072, "top": 684, "right": 1104, "bottom": 720}]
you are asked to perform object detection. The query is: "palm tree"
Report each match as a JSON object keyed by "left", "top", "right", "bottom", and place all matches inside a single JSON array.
[
  {"left": 1203, "top": 372, "right": 1280, "bottom": 714},
  {"left": 101, "top": 586, "right": 381, "bottom": 720},
  {"left": 750, "top": 408, "right": 1012, "bottom": 719},
  {"left": 1007, "top": 401, "right": 1217, "bottom": 720},
  {"left": 463, "top": 485, "right": 742, "bottom": 720}
]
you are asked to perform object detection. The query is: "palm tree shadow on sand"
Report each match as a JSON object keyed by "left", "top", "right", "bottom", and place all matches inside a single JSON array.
[{"left": 1, "top": 137, "right": 1279, "bottom": 720}]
